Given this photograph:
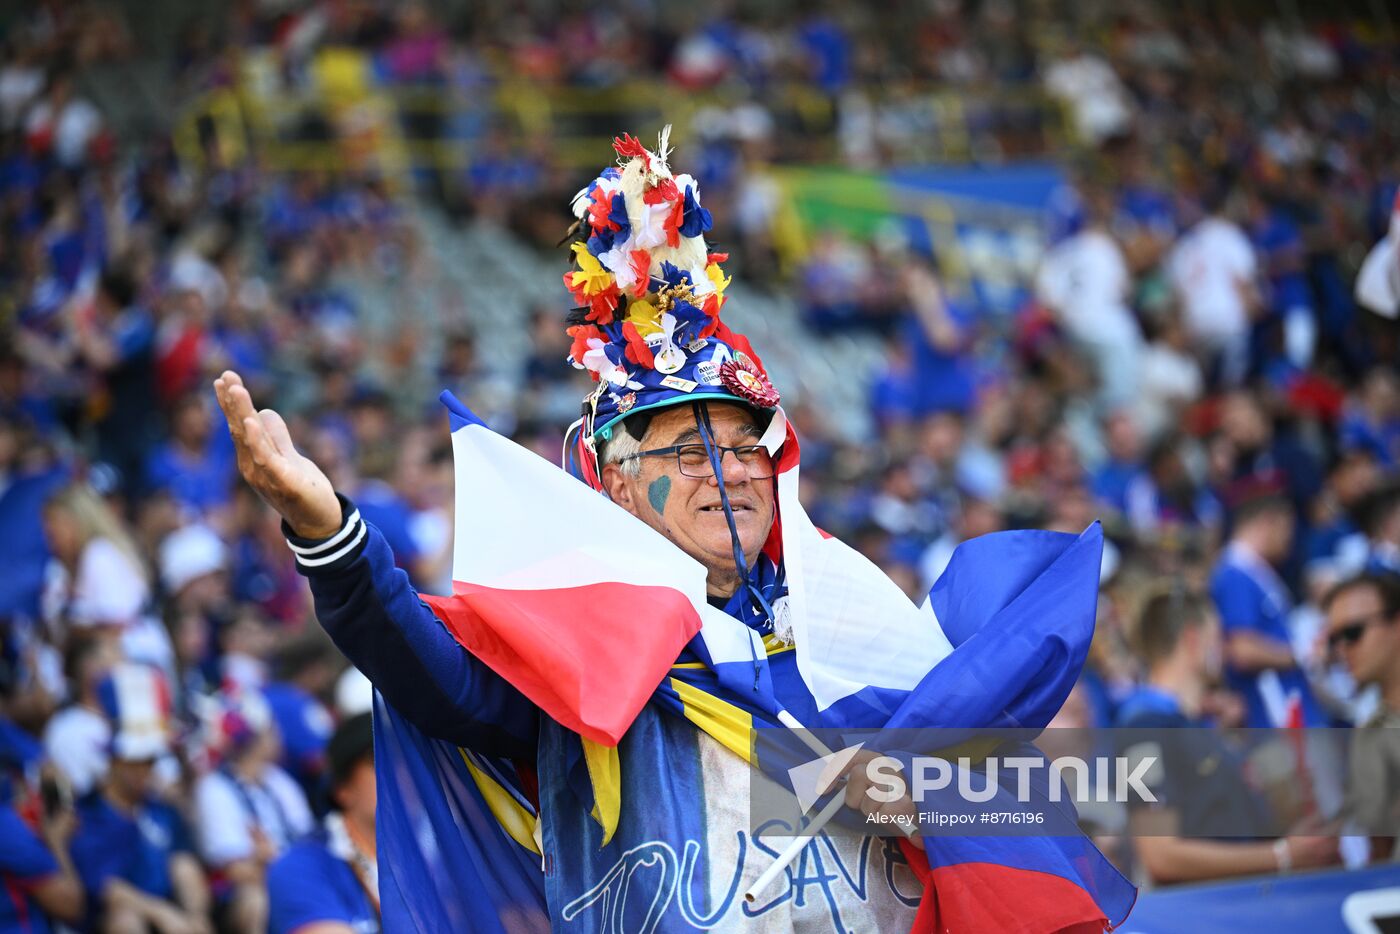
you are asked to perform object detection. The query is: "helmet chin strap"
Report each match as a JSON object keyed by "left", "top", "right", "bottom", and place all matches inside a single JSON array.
[{"left": 693, "top": 403, "right": 776, "bottom": 654}]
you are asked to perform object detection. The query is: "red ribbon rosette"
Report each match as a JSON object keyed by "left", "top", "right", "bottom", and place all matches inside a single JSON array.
[{"left": 719, "top": 358, "right": 780, "bottom": 408}]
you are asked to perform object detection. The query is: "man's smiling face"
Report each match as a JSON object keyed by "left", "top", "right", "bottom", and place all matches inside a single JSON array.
[{"left": 601, "top": 402, "right": 776, "bottom": 597}]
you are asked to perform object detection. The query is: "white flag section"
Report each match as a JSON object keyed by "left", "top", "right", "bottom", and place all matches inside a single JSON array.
[
  {"left": 761, "top": 410, "right": 955, "bottom": 711},
  {"left": 448, "top": 419, "right": 709, "bottom": 595}
]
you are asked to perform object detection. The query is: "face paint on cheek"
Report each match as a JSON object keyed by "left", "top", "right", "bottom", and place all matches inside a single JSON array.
[{"left": 647, "top": 475, "right": 671, "bottom": 515}]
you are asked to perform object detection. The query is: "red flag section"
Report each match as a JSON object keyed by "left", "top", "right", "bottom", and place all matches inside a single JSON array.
[
  {"left": 898, "top": 840, "right": 1116, "bottom": 933},
  {"left": 423, "top": 581, "right": 703, "bottom": 746}
]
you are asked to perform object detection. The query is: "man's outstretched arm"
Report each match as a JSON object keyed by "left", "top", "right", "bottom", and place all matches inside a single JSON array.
[{"left": 214, "top": 371, "right": 537, "bottom": 756}]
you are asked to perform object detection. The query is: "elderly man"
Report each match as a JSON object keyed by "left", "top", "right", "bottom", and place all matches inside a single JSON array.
[{"left": 215, "top": 132, "right": 1129, "bottom": 933}]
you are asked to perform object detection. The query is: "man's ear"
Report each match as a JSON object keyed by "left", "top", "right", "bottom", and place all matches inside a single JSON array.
[{"left": 600, "top": 463, "right": 637, "bottom": 513}]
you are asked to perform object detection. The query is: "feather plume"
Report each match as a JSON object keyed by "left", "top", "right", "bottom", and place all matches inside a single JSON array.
[{"left": 655, "top": 124, "right": 672, "bottom": 172}]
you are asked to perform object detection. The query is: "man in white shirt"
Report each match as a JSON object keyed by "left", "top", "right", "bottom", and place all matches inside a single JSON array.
[
  {"left": 1042, "top": 45, "right": 1135, "bottom": 144},
  {"left": 23, "top": 73, "right": 102, "bottom": 168},
  {"left": 1135, "top": 312, "right": 1205, "bottom": 442},
  {"left": 42, "top": 637, "right": 121, "bottom": 797},
  {"left": 1167, "top": 194, "right": 1260, "bottom": 386},
  {"left": 194, "top": 690, "right": 313, "bottom": 934},
  {"left": 1035, "top": 188, "right": 1143, "bottom": 408}
]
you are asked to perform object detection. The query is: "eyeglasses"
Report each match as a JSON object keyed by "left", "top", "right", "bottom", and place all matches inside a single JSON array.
[
  {"left": 1326, "top": 612, "right": 1390, "bottom": 652},
  {"left": 618, "top": 443, "right": 774, "bottom": 480}
]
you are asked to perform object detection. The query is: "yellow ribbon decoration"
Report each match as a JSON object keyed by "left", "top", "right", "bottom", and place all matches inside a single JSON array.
[{"left": 568, "top": 243, "right": 615, "bottom": 297}]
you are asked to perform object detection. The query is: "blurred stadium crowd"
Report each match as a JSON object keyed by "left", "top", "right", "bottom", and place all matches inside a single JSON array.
[{"left": 1, "top": 0, "right": 1399, "bottom": 931}]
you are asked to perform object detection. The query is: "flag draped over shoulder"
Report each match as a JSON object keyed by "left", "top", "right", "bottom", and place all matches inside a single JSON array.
[
  {"left": 373, "top": 693, "right": 550, "bottom": 932},
  {"left": 374, "top": 391, "right": 1135, "bottom": 933}
]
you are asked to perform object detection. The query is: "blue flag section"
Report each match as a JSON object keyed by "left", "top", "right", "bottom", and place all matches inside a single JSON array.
[
  {"left": 1122, "top": 867, "right": 1400, "bottom": 933},
  {"left": 373, "top": 695, "right": 550, "bottom": 933},
  {"left": 894, "top": 524, "right": 1103, "bottom": 731}
]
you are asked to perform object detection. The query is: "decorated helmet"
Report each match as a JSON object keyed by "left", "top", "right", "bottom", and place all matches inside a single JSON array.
[{"left": 561, "top": 128, "right": 780, "bottom": 458}]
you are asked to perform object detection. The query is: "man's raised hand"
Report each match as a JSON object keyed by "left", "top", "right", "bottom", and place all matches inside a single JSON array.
[{"left": 213, "top": 370, "right": 342, "bottom": 539}]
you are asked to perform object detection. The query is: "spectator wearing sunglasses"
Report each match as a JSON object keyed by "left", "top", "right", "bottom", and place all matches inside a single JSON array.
[{"left": 1324, "top": 573, "right": 1400, "bottom": 861}]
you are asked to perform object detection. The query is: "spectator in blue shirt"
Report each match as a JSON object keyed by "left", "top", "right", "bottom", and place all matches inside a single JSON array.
[
  {"left": 1339, "top": 369, "right": 1400, "bottom": 469},
  {"left": 69, "top": 664, "right": 210, "bottom": 933},
  {"left": 0, "top": 715, "right": 42, "bottom": 787},
  {"left": 1090, "top": 410, "right": 1144, "bottom": 516},
  {"left": 796, "top": 15, "right": 851, "bottom": 94},
  {"left": 1246, "top": 192, "right": 1307, "bottom": 311},
  {"left": 868, "top": 336, "right": 922, "bottom": 433},
  {"left": 1124, "top": 437, "right": 1223, "bottom": 541},
  {"left": 1357, "top": 483, "right": 1400, "bottom": 579},
  {"left": 340, "top": 394, "right": 425, "bottom": 583},
  {"left": 1217, "top": 389, "right": 1324, "bottom": 516},
  {"left": 262, "top": 636, "right": 337, "bottom": 803},
  {"left": 0, "top": 417, "right": 68, "bottom": 621},
  {"left": 871, "top": 267, "right": 978, "bottom": 433},
  {"left": 0, "top": 350, "right": 58, "bottom": 436},
  {"left": 0, "top": 623, "right": 58, "bottom": 795},
  {"left": 346, "top": 477, "right": 422, "bottom": 582},
  {"left": 1209, "top": 493, "right": 1326, "bottom": 727},
  {"left": 77, "top": 270, "right": 157, "bottom": 499},
  {"left": 1302, "top": 449, "right": 1377, "bottom": 568},
  {"left": 905, "top": 278, "right": 977, "bottom": 418},
  {"left": 145, "top": 394, "right": 236, "bottom": 518},
  {"left": 1246, "top": 190, "right": 1316, "bottom": 369},
  {"left": 0, "top": 794, "right": 83, "bottom": 934},
  {"left": 268, "top": 713, "right": 379, "bottom": 934}
]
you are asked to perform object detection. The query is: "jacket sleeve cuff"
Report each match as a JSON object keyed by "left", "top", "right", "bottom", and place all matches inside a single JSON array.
[{"left": 282, "top": 494, "right": 367, "bottom": 574}]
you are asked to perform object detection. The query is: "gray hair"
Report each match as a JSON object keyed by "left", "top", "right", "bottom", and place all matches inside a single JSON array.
[{"left": 598, "top": 428, "right": 642, "bottom": 478}]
